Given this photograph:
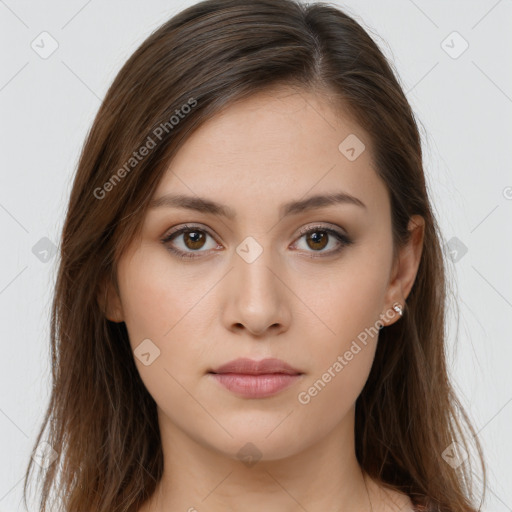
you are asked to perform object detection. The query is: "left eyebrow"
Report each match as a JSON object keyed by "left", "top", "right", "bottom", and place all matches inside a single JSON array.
[
  {"left": 148, "top": 191, "right": 366, "bottom": 219},
  {"left": 280, "top": 192, "right": 366, "bottom": 217}
]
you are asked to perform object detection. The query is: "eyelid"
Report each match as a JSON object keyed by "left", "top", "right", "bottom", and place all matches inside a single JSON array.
[
  {"left": 161, "top": 223, "right": 218, "bottom": 242},
  {"left": 294, "top": 222, "right": 348, "bottom": 238}
]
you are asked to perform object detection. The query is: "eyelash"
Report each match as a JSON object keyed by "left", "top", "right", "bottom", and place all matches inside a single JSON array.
[{"left": 161, "top": 223, "right": 354, "bottom": 260}]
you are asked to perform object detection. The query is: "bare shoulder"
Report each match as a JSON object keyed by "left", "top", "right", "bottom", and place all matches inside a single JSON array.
[
  {"left": 366, "top": 475, "right": 416, "bottom": 512},
  {"left": 383, "top": 488, "right": 415, "bottom": 512}
]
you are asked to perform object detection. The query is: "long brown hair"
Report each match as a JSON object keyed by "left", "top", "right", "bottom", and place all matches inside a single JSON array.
[{"left": 23, "top": 0, "right": 486, "bottom": 510}]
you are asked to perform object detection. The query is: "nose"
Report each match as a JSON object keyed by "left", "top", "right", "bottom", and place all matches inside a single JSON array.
[{"left": 220, "top": 243, "right": 291, "bottom": 337}]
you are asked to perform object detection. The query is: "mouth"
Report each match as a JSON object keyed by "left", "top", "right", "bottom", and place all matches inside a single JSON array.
[
  {"left": 209, "top": 357, "right": 302, "bottom": 375},
  {"left": 208, "top": 357, "right": 303, "bottom": 398}
]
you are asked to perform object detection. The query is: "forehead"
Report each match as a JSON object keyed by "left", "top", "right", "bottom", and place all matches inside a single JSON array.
[{"left": 152, "top": 86, "right": 388, "bottom": 220}]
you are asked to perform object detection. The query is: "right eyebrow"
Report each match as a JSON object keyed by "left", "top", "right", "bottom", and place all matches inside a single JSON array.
[{"left": 149, "top": 194, "right": 237, "bottom": 219}]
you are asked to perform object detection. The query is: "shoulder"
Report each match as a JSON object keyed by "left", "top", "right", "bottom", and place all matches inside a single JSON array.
[
  {"left": 383, "top": 489, "right": 415, "bottom": 512},
  {"left": 365, "top": 475, "right": 416, "bottom": 512}
]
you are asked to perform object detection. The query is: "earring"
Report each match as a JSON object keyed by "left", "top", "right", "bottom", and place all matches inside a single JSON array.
[{"left": 392, "top": 302, "right": 403, "bottom": 317}]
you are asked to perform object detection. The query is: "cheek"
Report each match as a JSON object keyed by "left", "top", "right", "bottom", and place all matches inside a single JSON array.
[
  {"left": 291, "top": 248, "right": 390, "bottom": 411},
  {"left": 294, "top": 249, "right": 390, "bottom": 348},
  {"left": 116, "top": 246, "right": 221, "bottom": 388},
  {"left": 117, "top": 246, "right": 203, "bottom": 346},
  {"left": 293, "top": 294, "right": 380, "bottom": 430},
  {"left": 295, "top": 342, "right": 375, "bottom": 438},
  {"left": 116, "top": 249, "right": 214, "bottom": 413}
]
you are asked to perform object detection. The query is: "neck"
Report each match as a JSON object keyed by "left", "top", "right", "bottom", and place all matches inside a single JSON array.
[{"left": 143, "top": 406, "right": 374, "bottom": 512}]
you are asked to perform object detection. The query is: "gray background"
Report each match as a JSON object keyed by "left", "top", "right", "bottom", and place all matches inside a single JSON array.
[{"left": 1, "top": 0, "right": 511, "bottom": 510}]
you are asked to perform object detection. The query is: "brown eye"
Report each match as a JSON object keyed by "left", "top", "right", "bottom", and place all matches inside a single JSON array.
[
  {"left": 305, "top": 231, "right": 328, "bottom": 251},
  {"left": 183, "top": 230, "right": 206, "bottom": 250},
  {"left": 293, "top": 225, "right": 354, "bottom": 257},
  {"left": 161, "top": 225, "right": 221, "bottom": 260}
]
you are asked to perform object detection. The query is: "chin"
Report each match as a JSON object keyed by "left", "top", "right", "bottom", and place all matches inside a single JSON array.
[{"left": 200, "top": 421, "right": 311, "bottom": 463}]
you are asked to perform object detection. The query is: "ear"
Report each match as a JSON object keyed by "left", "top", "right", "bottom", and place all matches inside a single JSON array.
[
  {"left": 381, "top": 214, "right": 425, "bottom": 327},
  {"left": 97, "top": 276, "right": 124, "bottom": 323}
]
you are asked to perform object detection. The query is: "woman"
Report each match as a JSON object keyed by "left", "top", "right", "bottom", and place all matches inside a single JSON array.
[{"left": 23, "top": 0, "right": 486, "bottom": 511}]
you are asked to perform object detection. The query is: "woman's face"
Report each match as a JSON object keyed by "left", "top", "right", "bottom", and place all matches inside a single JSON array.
[{"left": 107, "top": 86, "right": 422, "bottom": 461}]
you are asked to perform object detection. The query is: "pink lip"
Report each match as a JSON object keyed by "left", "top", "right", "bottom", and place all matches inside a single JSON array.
[
  {"left": 211, "top": 357, "right": 301, "bottom": 375},
  {"left": 208, "top": 358, "right": 303, "bottom": 398}
]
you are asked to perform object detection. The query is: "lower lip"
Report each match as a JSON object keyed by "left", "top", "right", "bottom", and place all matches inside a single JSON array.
[{"left": 209, "top": 373, "right": 302, "bottom": 398}]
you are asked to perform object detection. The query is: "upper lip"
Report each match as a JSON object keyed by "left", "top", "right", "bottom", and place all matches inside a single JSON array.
[{"left": 210, "top": 357, "right": 302, "bottom": 375}]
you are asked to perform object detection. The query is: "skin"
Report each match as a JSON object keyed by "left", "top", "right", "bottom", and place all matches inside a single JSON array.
[{"left": 102, "top": 85, "right": 424, "bottom": 512}]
